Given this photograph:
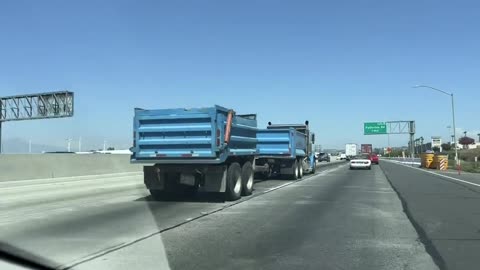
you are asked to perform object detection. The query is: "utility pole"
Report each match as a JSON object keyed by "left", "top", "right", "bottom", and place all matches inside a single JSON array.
[
  {"left": 103, "top": 140, "right": 107, "bottom": 151},
  {"left": 409, "top": 121, "right": 415, "bottom": 159},
  {"left": 387, "top": 133, "right": 390, "bottom": 149},
  {"left": 78, "top": 136, "right": 82, "bottom": 152},
  {"left": 420, "top": 137, "right": 424, "bottom": 153}
]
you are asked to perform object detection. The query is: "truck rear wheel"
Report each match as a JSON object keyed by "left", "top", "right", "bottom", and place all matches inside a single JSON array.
[
  {"left": 226, "top": 162, "right": 242, "bottom": 201},
  {"left": 241, "top": 161, "right": 254, "bottom": 196},
  {"left": 290, "top": 160, "right": 299, "bottom": 180},
  {"left": 298, "top": 160, "right": 304, "bottom": 178}
]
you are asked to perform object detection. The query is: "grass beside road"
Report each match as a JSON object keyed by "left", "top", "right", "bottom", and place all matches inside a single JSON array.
[
  {"left": 445, "top": 148, "right": 480, "bottom": 173},
  {"left": 448, "top": 160, "right": 480, "bottom": 173}
]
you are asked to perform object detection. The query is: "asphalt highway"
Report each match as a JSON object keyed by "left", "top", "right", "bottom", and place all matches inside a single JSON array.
[
  {"left": 381, "top": 161, "right": 480, "bottom": 270},
  {"left": 0, "top": 160, "right": 445, "bottom": 270}
]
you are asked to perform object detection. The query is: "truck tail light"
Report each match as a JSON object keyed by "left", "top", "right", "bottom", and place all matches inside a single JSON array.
[
  {"left": 225, "top": 111, "right": 234, "bottom": 144},
  {"left": 216, "top": 128, "right": 221, "bottom": 146}
]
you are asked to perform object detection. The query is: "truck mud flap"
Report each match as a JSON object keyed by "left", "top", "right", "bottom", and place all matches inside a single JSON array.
[
  {"left": 199, "top": 165, "right": 227, "bottom": 193},
  {"left": 279, "top": 160, "right": 295, "bottom": 177},
  {"left": 144, "top": 166, "right": 164, "bottom": 190}
]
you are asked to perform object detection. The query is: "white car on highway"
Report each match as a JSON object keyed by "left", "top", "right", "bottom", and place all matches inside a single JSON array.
[{"left": 349, "top": 154, "right": 372, "bottom": 170}]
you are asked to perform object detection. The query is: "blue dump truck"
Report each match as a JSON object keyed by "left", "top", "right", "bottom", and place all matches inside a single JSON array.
[
  {"left": 255, "top": 122, "right": 316, "bottom": 179},
  {"left": 130, "top": 105, "right": 257, "bottom": 201}
]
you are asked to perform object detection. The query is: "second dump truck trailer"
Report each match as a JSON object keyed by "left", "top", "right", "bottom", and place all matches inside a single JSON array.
[
  {"left": 255, "top": 121, "right": 316, "bottom": 179},
  {"left": 130, "top": 105, "right": 257, "bottom": 201}
]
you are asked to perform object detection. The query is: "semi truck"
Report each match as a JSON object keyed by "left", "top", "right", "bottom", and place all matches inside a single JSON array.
[
  {"left": 360, "top": 144, "right": 373, "bottom": 154},
  {"left": 130, "top": 105, "right": 257, "bottom": 201},
  {"left": 345, "top": 143, "right": 357, "bottom": 160},
  {"left": 255, "top": 121, "right": 316, "bottom": 179}
]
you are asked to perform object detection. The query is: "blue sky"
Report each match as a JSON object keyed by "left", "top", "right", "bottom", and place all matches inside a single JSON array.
[{"left": 1, "top": 0, "right": 479, "bottom": 151}]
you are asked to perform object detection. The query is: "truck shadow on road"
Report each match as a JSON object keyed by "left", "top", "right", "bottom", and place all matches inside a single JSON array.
[{"left": 135, "top": 192, "right": 227, "bottom": 203}]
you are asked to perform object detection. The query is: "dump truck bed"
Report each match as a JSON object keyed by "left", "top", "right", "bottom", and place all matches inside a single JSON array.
[
  {"left": 256, "top": 128, "right": 306, "bottom": 159},
  {"left": 131, "top": 105, "right": 257, "bottom": 164}
]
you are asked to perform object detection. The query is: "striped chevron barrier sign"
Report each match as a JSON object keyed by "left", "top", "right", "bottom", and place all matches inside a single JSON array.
[{"left": 439, "top": 158, "right": 448, "bottom": 171}]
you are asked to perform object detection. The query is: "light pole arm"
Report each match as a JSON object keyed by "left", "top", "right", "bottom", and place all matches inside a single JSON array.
[{"left": 414, "top": 85, "right": 452, "bottom": 96}]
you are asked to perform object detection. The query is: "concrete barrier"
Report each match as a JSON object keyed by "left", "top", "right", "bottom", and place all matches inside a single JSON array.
[
  {"left": 0, "top": 155, "right": 347, "bottom": 182},
  {"left": 0, "top": 154, "right": 143, "bottom": 181}
]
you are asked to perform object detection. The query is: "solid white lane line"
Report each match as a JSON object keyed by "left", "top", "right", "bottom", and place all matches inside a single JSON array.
[
  {"left": 262, "top": 164, "right": 346, "bottom": 193},
  {"left": 263, "top": 182, "right": 292, "bottom": 193},
  {"left": 389, "top": 160, "right": 480, "bottom": 188}
]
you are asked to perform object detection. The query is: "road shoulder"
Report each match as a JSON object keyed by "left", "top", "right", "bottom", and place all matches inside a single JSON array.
[{"left": 380, "top": 161, "right": 480, "bottom": 270}]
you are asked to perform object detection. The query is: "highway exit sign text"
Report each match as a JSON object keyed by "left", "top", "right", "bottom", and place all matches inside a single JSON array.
[{"left": 364, "top": 122, "right": 387, "bottom": 135}]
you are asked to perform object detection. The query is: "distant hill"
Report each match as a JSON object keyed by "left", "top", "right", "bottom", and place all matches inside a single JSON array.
[{"left": 1, "top": 138, "right": 65, "bottom": 153}]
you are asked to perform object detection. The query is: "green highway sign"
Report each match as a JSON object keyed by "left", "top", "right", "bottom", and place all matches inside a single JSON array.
[{"left": 364, "top": 122, "right": 387, "bottom": 135}]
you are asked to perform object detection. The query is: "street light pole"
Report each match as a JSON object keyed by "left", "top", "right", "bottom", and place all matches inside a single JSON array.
[
  {"left": 451, "top": 93, "right": 459, "bottom": 166},
  {"left": 413, "top": 85, "right": 459, "bottom": 167}
]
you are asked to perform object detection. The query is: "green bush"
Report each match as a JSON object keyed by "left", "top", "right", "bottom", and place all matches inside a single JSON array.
[
  {"left": 446, "top": 148, "right": 480, "bottom": 162},
  {"left": 441, "top": 143, "right": 452, "bottom": 151},
  {"left": 459, "top": 148, "right": 480, "bottom": 162}
]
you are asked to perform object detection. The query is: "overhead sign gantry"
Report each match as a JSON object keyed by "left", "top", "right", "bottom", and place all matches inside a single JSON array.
[
  {"left": 364, "top": 121, "right": 416, "bottom": 158},
  {"left": 0, "top": 91, "right": 74, "bottom": 153}
]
